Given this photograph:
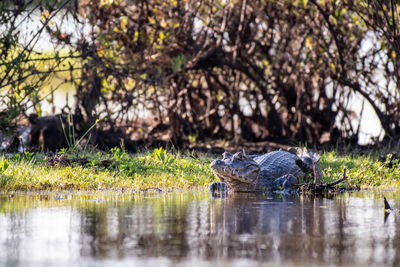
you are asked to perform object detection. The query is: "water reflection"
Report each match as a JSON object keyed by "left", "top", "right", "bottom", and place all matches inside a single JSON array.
[{"left": 0, "top": 191, "right": 399, "bottom": 266}]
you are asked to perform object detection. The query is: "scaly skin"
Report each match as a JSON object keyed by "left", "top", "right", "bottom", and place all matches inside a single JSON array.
[{"left": 210, "top": 149, "right": 323, "bottom": 193}]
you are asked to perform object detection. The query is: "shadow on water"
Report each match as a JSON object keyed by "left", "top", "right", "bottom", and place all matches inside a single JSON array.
[{"left": 1, "top": 191, "right": 400, "bottom": 266}]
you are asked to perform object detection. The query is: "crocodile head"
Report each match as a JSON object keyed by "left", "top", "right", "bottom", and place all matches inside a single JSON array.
[
  {"left": 293, "top": 148, "right": 324, "bottom": 183},
  {"left": 210, "top": 151, "right": 261, "bottom": 192}
]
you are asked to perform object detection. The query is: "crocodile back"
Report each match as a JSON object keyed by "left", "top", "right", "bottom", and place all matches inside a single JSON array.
[{"left": 254, "top": 150, "right": 304, "bottom": 179}]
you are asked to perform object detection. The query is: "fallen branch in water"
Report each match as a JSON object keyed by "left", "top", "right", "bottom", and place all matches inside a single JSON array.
[{"left": 316, "top": 167, "right": 347, "bottom": 188}]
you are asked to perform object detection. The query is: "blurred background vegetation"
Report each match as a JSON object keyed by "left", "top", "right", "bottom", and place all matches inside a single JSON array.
[{"left": 1, "top": 0, "right": 400, "bottom": 150}]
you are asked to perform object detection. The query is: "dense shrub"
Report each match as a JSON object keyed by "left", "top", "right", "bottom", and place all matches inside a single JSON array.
[{"left": 1, "top": 0, "right": 400, "bottom": 147}]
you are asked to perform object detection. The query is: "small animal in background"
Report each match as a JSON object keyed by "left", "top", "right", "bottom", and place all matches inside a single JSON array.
[{"left": 28, "top": 114, "right": 69, "bottom": 152}]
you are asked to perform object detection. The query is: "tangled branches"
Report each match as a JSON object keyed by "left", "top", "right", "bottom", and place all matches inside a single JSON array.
[{"left": 2, "top": 0, "right": 400, "bottom": 148}]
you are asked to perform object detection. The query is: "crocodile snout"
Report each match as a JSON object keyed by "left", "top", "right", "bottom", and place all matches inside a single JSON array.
[{"left": 210, "top": 159, "right": 224, "bottom": 168}]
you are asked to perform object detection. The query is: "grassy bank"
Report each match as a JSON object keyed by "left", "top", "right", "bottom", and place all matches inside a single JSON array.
[
  {"left": 0, "top": 148, "right": 214, "bottom": 192},
  {"left": 0, "top": 148, "right": 400, "bottom": 192}
]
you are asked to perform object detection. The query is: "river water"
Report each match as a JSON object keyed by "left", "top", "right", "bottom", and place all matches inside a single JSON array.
[{"left": 0, "top": 191, "right": 399, "bottom": 267}]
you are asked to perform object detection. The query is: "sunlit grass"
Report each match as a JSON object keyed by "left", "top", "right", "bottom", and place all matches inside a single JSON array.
[
  {"left": 321, "top": 151, "right": 400, "bottom": 189},
  {"left": 0, "top": 148, "right": 216, "bottom": 192},
  {"left": 1, "top": 148, "right": 400, "bottom": 192}
]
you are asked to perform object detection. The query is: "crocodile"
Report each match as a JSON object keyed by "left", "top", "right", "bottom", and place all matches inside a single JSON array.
[{"left": 209, "top": 149, "right": 323, "bottom": 193}]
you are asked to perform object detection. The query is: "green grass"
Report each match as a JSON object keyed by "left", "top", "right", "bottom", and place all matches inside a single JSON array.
[
  {"left": 0, "top": 148, "right": 215, "bottom": 192},
  {"left": 321, "top": 151, "right": 400, "bottom": 189},
  {"left": 0, "top": 148, "right": 400, "bottom": 192}
]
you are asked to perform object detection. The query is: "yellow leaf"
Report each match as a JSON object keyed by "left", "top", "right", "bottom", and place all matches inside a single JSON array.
[
  {"left": 262, "top": 60, "right": 269, "bottom": 67},
  {"left": 121, "top": 17, "right": 128, "bottom": 31},
  {"left": 148, "top": 17, "right": 155, "bottom": 24},
  {"left": 101, "top": 0, "right": 113, "bottom": 6},
  {"left": 216, "top": 90, "right": 223, "bottom": 102},
  {"left": 41, "top": 11, "right": 50, "bottom": 20},
  {"left": 102, "top": 78, "right": 108, "bottom": 88},
  {"left": 97, "top": 46, "right": 104, "bottom": 56},
  {"left": 305, "top": 37, "right": 312, "bottom": 49}
]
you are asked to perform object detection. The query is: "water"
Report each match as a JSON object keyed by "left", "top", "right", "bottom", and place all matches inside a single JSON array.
[{"left": 0, "top": 191, "right": 399, "bottom": 267}]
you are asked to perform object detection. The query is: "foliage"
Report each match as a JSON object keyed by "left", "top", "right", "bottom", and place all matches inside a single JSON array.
[
  {"left": 0, "top": 159, "right": 9, "bottom": 173},
  {"left": 23, "top": 151, "right": 35, "bottom": 161},
  {"left": 152, "top": 147, "right": 176, "bottom": 170},
  {"left": 66, "top": 0, "right": 400, "bottom": 146},
  {"left": 3, "top": 0, "right": 400, "bottom": 148},
  {"left": 0, "top": 0, "right": 80, "bottom": 132}
]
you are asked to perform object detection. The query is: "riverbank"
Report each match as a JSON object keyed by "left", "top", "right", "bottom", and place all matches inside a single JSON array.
[{"left": 0, "top": 147, "right": 399, "bottom": 192}]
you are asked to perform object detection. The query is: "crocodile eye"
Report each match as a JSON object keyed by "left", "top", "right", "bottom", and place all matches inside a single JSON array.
[
  {"left": 234, "top": 152, "right": 245, "bottom": 160},
  {"left": 222, "top": 152, "right": 232, "bottom": 159}
]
